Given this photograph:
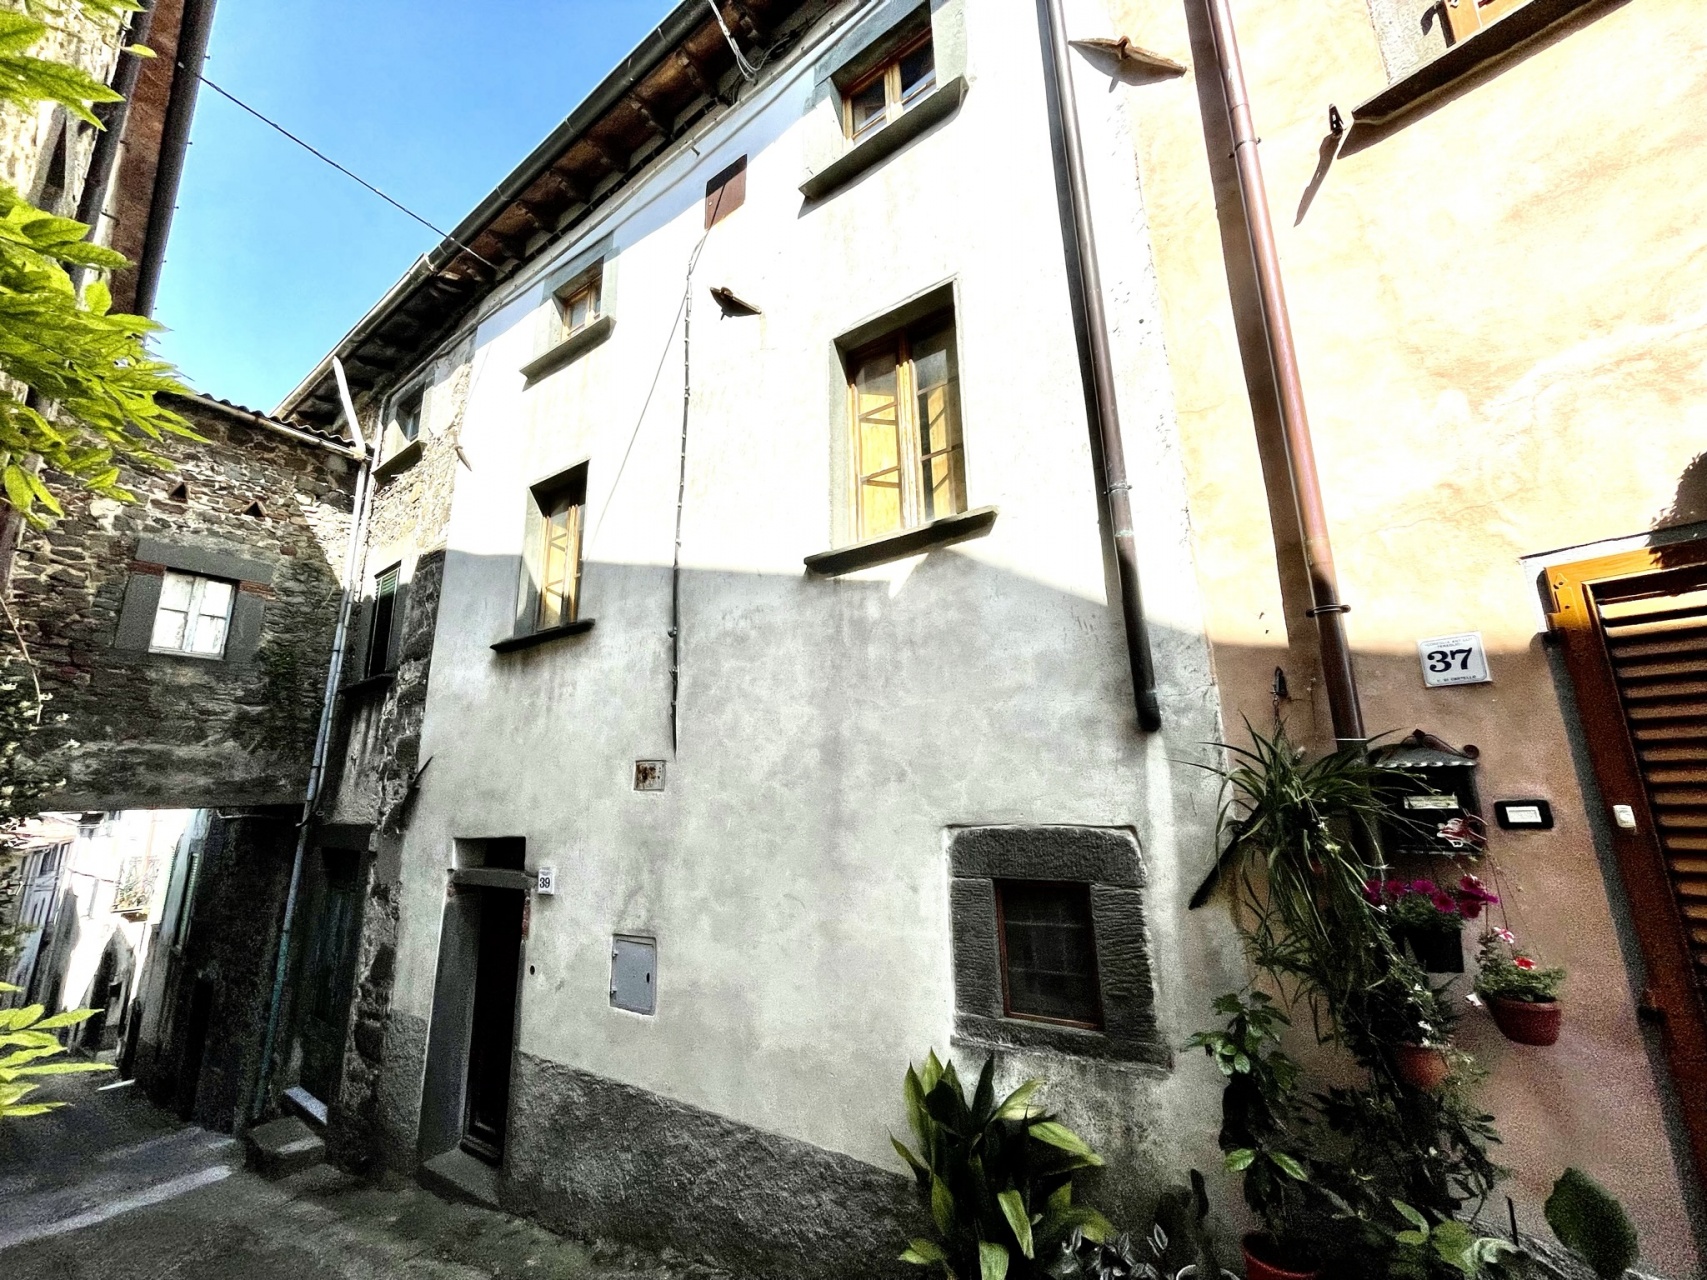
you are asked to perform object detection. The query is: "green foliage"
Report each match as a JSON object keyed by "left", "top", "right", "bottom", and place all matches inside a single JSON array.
[
  {"left": 1387, "top": 1201, "right": 1516, "bottom": 1279},
  {"left": 1472, "top": 936, "right": 1564, "bottom": 1005},
  {"left": 0, "top": 1, "right": 193, "bottom": 526},
  {"left": 0, "top": 658, "right": 65, "bottom": 824},
  {"left": 894, "top": 1051, "right": 1112, "bottom": 1280},
  {"left": 1186, "top": 992, "right": 1316, "bottom": 1267},
  {"left": 0, "top": 980, "right": 112, "bottom": 1118},
  {"left": 1191, "top": 726, "right": 1507, "bottom": 1278},
  {"left": 1543, "top": 1169, "right": 1638, "bottom": 1279}
]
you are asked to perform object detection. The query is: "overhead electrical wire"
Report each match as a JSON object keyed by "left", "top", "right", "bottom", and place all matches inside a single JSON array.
[{"left": 196, "top": 74, "right": 498, "bottom": 269}]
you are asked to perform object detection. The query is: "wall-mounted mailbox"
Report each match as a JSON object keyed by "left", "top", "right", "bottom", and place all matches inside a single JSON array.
[
  {"left": 1494, "top": 800, "right": 1553, "bottom": 831},
  {"left": 1373, "top": 731, "right": 1484, "bottom": 857},
  {"left": 610, "top": 935, "right": 656, "bottom": 1015}
]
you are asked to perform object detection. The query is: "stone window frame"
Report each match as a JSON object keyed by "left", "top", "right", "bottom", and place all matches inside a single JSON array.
[
  {"left": 114, "top": 537, "right": 271, "bottom": 666},
  {"left": 948, "top": 825, "right": 1167, "bottom": 1067}
]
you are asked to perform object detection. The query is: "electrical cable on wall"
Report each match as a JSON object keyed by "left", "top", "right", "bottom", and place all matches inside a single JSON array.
[
  {"left": 669, "top": 223, "right": 713, "bottom": 757},
  {"left": 707, "top": 0, "right": 763, "bottom": 82},
  {"left": 197, "top": 74, "right": 497, "bottom": 269}
]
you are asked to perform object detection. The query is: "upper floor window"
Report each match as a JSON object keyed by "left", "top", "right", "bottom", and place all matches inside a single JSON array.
[
  {"left": 150, "top": 571, "right": 235, "bottom": 658},
  {"left": 557, "top": 271, "right": 602, "bottom": 341},
  {"left": 535, "top": 478, "right": 585, "bottom": 631},
  {"left": 367, "top": 564, "right": 401, "bottom": 677},
  {"left": 843, "top": 30, "right": 936, "bottom": 143},
  {"left": 393, "top": 387, "right": 423, "bottom": 444},
  {"left": 847, "top": 311, "right": 965, "bottom": 541}
]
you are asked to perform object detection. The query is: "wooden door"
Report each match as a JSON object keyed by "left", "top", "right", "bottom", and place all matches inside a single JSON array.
[
  {"left": 297, "top": 852, "right": 362, "bottom": 1104},
  {"left": 1547, "top": 543, "right": 1707, "bottom": 1190}
]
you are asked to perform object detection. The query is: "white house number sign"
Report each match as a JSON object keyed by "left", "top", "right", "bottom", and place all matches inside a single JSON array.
[{"left": 1417, "top": 632, "right": 1491, "bottom": 688}]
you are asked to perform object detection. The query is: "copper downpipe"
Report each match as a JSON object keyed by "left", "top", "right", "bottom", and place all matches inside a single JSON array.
[{"left": 1201, "top": 0, "right": 1365, "bottom": 746}]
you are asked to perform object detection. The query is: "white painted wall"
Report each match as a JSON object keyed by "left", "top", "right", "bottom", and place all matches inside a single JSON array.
[{"left": 387, "top": 0, "right": 1241, "bottom": 1196}]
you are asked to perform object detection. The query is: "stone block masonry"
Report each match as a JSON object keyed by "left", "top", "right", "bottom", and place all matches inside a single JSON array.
[{"left": 6, "top": 395, "right": 355, "bottom": 811}]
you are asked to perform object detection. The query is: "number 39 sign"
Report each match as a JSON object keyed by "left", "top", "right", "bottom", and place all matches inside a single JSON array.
[{"left": 1417, "top": 632, "right": 1491, "bottom": 688}]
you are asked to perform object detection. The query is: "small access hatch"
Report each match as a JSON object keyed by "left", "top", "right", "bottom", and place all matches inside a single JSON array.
[{"left": 610, "top": 936, "right": 656, "bottom": 1015}]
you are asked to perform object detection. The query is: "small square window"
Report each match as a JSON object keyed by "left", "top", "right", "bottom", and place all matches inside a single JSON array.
[
  {"left": 846, "top": 310, "right": 965, "bottom": 541},
  {"left": 150, "top": 571, "right": 235, "bottom": 658},
  {"left": 996, "top": 880, "right": 1102, "bottom": 1028},
  {"left": 393, "top": 387, "right": 424, "bottom": 444},
  {"left": 842, "top": 30, "right": 936, "bottom": 142},
  {"left": 557, "top": 272, "right": 602, "bottom": 340}
]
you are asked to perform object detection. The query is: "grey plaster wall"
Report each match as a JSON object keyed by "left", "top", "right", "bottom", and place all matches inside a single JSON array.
[
  {"left": 503, "top": 1053, "right": 923, "bottom": 1280},
  {"left": 334, "top": 0, "right": 1241, "bottom": 1265}
]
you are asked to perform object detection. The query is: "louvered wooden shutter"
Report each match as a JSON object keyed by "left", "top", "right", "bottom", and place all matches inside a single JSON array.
[{"left": 1597, "top": 574, "right": 1707, "bottom": 986}]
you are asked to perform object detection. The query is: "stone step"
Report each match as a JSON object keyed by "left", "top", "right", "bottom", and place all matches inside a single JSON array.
[{"left": 244, "top": 1115, "right": 325, "bottom": 1180}]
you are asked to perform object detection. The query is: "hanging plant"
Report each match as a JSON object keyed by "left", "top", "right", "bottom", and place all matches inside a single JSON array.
[{"left": 1472, "top": 930, "right": 1565, "bottom": 1047}]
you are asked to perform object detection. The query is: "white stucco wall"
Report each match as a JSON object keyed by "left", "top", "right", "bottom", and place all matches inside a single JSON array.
[{"left": 384, "top": 0, "right": 1239, "bottom": 1208}]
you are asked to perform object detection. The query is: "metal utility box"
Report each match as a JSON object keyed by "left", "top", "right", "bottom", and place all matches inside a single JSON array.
[
  {"left": 610, "top": 935, "right": 657, "bottom": 1015},
  {"left": 1373, "top": 731, "right": 1484, "bottom": 857}
]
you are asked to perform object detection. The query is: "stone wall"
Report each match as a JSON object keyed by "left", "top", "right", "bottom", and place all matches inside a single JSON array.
[
  {"left": 0, "top": 4, "right": 123, "bottom": 212},
  {"left": 317, "top": 339, "right": 471, "bottom": 1166},
  {"left": 7, "top": 396, "right": 355, "bottom": 810}
]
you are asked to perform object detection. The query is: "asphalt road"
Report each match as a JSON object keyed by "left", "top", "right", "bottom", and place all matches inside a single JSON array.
[{"left": 0, "top": 1073, "right": 732, "bottom": 1280}]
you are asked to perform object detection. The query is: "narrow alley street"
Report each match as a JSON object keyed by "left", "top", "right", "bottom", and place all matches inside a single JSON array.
[{"left": 0, "top": 1074, "right": 734, "bottom": 1280}]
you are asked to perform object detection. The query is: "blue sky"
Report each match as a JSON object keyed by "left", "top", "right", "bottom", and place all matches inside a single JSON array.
[{"left": 152, "top": 0, "right": 674, "bottom": 413}]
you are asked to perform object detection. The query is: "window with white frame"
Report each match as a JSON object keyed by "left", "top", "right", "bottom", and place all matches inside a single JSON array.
[{"left": 150, "top": 571, "right": 236, "bottom": 658}]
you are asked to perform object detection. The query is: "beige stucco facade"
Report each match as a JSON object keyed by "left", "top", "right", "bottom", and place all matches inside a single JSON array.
[{"left": 1106, "top": 0, "right": 1707, "bottom": 1270}]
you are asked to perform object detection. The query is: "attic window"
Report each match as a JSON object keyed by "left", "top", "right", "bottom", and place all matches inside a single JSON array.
[
  {"left": 167, "top": 482, "right": 190, "bottom": 503},
  {"left": 243, "top": 500, "right": 267, "bottom": 519},
  {"left": 843, "top": 30, "right": 936, "bottom": 143}
]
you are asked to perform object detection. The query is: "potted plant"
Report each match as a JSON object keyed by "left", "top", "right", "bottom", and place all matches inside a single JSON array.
[
  {"left": 1473, "top": 930, "right": 1565, "bottom": 1046},
  {"left": 1363, "top": 958, "right": 1458, "bottom": 1091},
  {"left": 1187, "top": 993, "right": 1322, "bottom": 1280},
  {"left": 1364, "top": 875, "right": 1499, "bottom": 973}
]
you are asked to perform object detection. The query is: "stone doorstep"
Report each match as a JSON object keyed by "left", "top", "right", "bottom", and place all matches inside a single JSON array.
[
  {"left": 244, "top": 1115, "right": 326, "bottom": 1180},
  {"left": 419, "top": 1145, "right": 501, "bottom": 1210}
]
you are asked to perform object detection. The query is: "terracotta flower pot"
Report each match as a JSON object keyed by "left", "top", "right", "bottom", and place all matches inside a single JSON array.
[
  {"left": 1489, "top": 995, "right": 1562, "bottom": 1046},
  {"left": 1394, "top": 1042, "right": 1451, "bottom": 1091},
  {"left": 1241, "top": 1234, "right": 1320, "bottom": 1280}
]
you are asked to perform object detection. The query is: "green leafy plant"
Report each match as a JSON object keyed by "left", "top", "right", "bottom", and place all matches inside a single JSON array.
[
  {"left": 1186, "top": 991, "right": 1317, "bottom": 1270},
  {"left": 894, "top": 1051, "right": 1113, "bottom": 1280},
  {"left": 1544, "top": 1169, "right": 1638, "bottom": 1279},
  {"left": 1387, "top": 1201, "right": 1516, "bottom": 1279},
  {"left": 1473, "top": 933, "right": 1564, "bottom": 1005},
  {"left": 0, "top": 981, "right": 112, "bottom": 1118},
  {"left": 1190, "top": 726, "right": 1507, "bottom": 1277},
  {"left": 0, "top": 1, "right": 194, "bottom": 526}
]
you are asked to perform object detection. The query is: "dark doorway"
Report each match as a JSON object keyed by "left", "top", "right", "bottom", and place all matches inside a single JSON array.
[
  {"left": 461, "top": 887, "right": 523, "bottom": 1164},
  {"left": 297, "top": 851, "right": 363, "bottom": 1104}
]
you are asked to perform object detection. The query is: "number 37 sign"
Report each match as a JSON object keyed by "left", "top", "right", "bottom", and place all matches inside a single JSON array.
[{"left": 1417, "top": 632, "right": 1491, "bottom": 688}]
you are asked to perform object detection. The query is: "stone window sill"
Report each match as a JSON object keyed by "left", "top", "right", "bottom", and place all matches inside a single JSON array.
[
  {"left": 373, "top": 438, "right": 423, "bottom": 480},
  {"left": 520, "top": 314, "right": 615, "bottom": 383},
  {"left": 804, "top": 506, "right": 996, "bottom": 576},
  {"left": 799, "top": 77, "right": 969, "bottom": 203},
  {"left": 1353, "top": 0, "right": 1598, "bottom": 126},
  {"left": 339, "top": 670, "right": 395, "bottom": 699},
  {"left": 490, "top": 617, "right": 596, "bottom": 654}
]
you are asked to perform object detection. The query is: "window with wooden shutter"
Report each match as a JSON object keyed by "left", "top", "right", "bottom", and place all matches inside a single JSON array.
[
  {"left": 1548, "top": 544, "right": 1707, "bottom": 1187},
  {"left": 847, "top": 311, "right": 965, "bottom": 542},
  {"left": 367, "top": 564, "right": 401, "bottom": 677}
]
